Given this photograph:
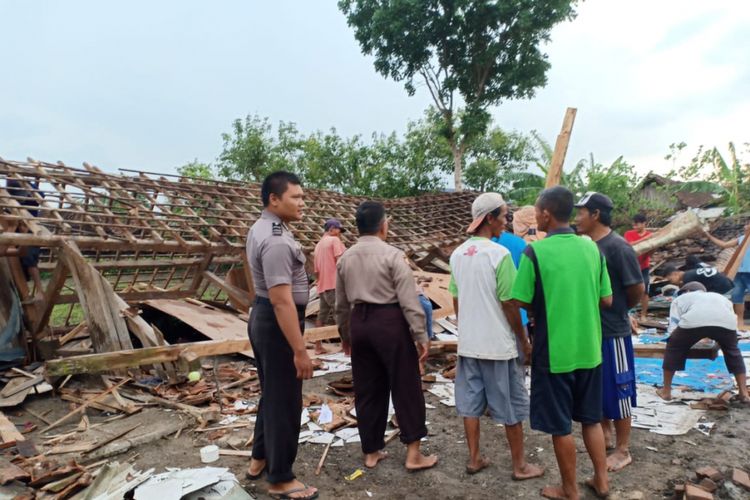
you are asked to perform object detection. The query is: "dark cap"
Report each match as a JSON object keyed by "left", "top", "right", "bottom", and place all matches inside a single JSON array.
[
  {"left": 679, "top": 281, "right": 707, "bottom": 295},
  {"left": 324, "top": 218, "right": 344, "bottom": 232},
  {"left": 574, "top": 192, "right": 614, "bottom": 212}
]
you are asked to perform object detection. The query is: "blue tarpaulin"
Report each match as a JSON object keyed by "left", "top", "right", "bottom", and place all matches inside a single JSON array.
[{"left": 635, "top": 340, "right": 750, "bottom": 393}]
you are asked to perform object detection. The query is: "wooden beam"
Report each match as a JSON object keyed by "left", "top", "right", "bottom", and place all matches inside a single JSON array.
[
  {"left": 0, "top": 411, "right": 25, "bottom": 444},
  {"left": 303, "top": 325, "right": 340, "bottom": 343},
  {"left": 545, "top": 107, "right": 577, "bottom": 188},
  {"left": 202, "top": 270, "right": 251, "bottom": 311},
  {"left": 33, "top": 256, "right": 69, "bottom": 334},
  {"left": 45, "top": 339, "right": 252, "bottom": 377},
  {"left": 54, "top": 289, "right": 194, "bottom": 304}
]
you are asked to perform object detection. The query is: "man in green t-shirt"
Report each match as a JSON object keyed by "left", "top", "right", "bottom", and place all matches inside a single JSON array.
[{"left": 511, "top": 186, "right": 613, "bottom": 500}]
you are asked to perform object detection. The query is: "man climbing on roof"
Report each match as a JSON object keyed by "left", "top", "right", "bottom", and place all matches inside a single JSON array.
[
  {"left": 449, "top": 193, "right": 544, "bottom": 480},
  {"left": 657, "top": 281, "right": 749, "bottom": 404},
  {"left": 575, "top": 192, "right": 644, "bottom": 474},
  {"left": 703, "top": 223, "right": 750, "bottom": 332},
  {"left": 312, "top": 218, "right": 346, "bottom": 354}
]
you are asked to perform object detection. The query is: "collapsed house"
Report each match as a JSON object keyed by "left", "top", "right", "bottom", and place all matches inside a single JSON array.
[{"left": 0, "top": 158, "right": 469, "bottom": 380}]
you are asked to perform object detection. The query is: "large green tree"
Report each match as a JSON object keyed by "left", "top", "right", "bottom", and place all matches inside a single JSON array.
[{"left": 339, "top": 0, "right": 578, "bottom": 191}]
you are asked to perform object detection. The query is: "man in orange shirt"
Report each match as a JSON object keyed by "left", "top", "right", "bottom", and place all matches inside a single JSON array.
[
  {"left": 623, "top": 214, "right": 653, "bottom": 320},
  {"left": 313, "top": 219, "right": 347, "bottom": 354}
]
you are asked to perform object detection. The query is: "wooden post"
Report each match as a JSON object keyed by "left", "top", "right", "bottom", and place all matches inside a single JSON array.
[
  {"left": 545, "top": 107, "right": 578, "bottom": 188},
  {"left": 723, "top": 225, "right": 750, "bottom": 279}
]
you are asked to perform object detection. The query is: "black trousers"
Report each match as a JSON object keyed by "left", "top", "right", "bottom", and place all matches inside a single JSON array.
[
  {"left": 664, "top": 326, "right": 745, "bottom": 374},
  {"left": 249, "top": 297, "right": 305, "bottom": 484},
  {"left": 350, "top": 303, "right": 427, "bottom": 454}
]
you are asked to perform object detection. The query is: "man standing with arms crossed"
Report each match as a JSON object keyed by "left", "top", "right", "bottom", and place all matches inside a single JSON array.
[
  {"left": 449, "top": 193, "right": 544, "bottom": 480},
  {"left": 312, "top": 218, "right": 346, "bottom": 354},
  {"left": 623, "top": 214, "right": 652, "bottom": 320},
  {"left": 245, "top": 172, "right": 318, "bottom": 500},
  {"left": 512, "top": 186, "right": 612, "bottom": 500},
  {"left": 575, "top": 193, "right": 644, "bottom": 473},
  {"left": 336, "top": 201, "right": 437, "bottom": 472}
]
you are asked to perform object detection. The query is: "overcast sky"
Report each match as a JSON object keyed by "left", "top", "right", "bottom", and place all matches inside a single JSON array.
[{"left": 1, "top": 1, "right": 748, "bottom": 179}]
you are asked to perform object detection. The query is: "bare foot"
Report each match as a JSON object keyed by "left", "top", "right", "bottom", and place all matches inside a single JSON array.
[
  {"left": 606, "top": 449, "right": 632, "bottom": 472},
  {"left": 364, "top": 450, "right": 388, "bottom": 468},
  {"left": 466, "top": 456, "right": 491, "bottom": 475},
  {"left": 655, "top": 387, "right": 672, "bottom": 401},
  {"left": 405, "top": 453, "right": 438, "bottom": 472},
  {"left": 541, "top": 484, "right": 577, "bottom": 500},
  {"left": 246, "top": 458, "right": 266, "bottom": 478},
  {"left": 268, "top": 479, "right": 318, "bottom": 499},
  {"left": 512, "top": 462, "right": 545, "bottom": 480},
  {"left": 584, "top": 477, "right": 609, "bottom": 498},
  {"left": 314, "top": 342, "right": 327, "bottom": 355}
]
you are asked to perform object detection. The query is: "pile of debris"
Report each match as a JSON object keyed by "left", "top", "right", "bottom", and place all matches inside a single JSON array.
[{"left": 669, "top": 466, "right": 750, "bottom": 500}]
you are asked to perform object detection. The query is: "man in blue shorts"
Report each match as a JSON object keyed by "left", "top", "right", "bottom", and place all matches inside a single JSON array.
[
  {"left": 575, "top": 192, "right": 644, "bottom": 473},
  {"left": 512, "top": 186, "right": 612, "bottom": 499}
]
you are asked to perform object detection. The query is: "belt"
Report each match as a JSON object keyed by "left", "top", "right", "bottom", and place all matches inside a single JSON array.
[
  {"left": 353, "top": 302, "right": 400, "bottom": 310},
  {"left": 254, "top": 296, "right": 306, "bottom": 313}
]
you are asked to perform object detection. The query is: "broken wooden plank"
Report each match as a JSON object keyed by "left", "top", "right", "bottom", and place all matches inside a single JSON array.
[
  {"left": 0, "top": 375, "right": 43, "bottom": 398},
  {"left": 545, "top": 107, "right": 577, "bottom": 188},
  {"left": 203, "top": 270, "right": 251, "bottom": 311},
  {"left": 0, "top": 379, "right": 32, "bottom": 408},
  {"left": 0, "top": 457, "right": 30, "bottom": 485},
  {"left": 42, "top": 378, "right": 130, "bottom": 432},
  {"left": 45, "top": 339, "right": 251, "bottom": 377},
  {"left": 0, "top": 411, "right": 25, "bottom": 443},
  {"left": 303, "top": 325, "right": 340, "bottom": 343},
  {"left": 143, "top": 298, "right": 253, "bottom": 358},
  {"left": 634, "top": 340, "right": 719, "bottom": 360}
]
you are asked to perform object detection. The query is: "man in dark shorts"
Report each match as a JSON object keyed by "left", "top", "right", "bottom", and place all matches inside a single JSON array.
[
  {"left": 245, "top": 171, "right": 318, "bottom": 500},
  {"left": 512, "top": 186, "right": 613, "bottom": 500},
  {"left": 662, "top": 263, "right": 734, "bottom": 295},
  {"left": 623, "top": 214, "right": 652, "bottom": 320},
  {"left": 575, "top": 192, "right": 645, "bottom": 473},
  {"left": 657, "top": 282, "right": 749, "bottom": 404}
]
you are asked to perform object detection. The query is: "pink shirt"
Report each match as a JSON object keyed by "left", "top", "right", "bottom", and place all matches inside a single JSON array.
[{"left": 314, "top": 234, "right": 346, "bottom": 293}]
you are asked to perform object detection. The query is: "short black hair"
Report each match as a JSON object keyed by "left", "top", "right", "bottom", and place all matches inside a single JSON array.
[
  {"left": 356, "top": 201, "right": 386, "bottom": 235},
  {"left": 633, "top": 213, "right": 647, "bottom": 223},
  {"left": 598, "top": 209, "right": 612, "bottom": 227},
  {"left": 261, "top": 171, "right": 302, "bottom": 207},
  {"left": 537, "top": 186, "right": 574, "bottom": 222},
  {"left": 662, "top": 264, "right": 679, "bottom": 276}
]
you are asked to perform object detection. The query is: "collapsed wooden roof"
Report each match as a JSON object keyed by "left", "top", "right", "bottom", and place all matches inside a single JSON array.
[{"left": 0, "top": 157, "right": 470, "bottom": 369}]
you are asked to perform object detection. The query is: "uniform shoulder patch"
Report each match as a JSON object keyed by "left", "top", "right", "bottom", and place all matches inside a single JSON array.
[{"left": 272, "top": 222, "right": 283, "bottom": 236}]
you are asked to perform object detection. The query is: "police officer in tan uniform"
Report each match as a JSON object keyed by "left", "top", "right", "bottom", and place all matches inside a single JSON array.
[
  {"left": 336, "top": 201, "right": 438, "bottom": 472},
  {"left": 245, "top": 172, "right": 318, "bottom": 500}
]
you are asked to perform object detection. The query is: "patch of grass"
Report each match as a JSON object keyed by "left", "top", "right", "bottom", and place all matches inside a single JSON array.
[{"left": 49, "top": 303, "right": 84, "bottom": 327}]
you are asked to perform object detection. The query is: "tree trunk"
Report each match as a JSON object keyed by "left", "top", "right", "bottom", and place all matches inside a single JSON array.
[{"left": 452, "top": 147, "right": 463, "bottom": 192}]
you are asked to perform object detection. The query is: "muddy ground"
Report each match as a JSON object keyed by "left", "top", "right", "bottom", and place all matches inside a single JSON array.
[{"left": 14, "top": 358, "right": 750, "bottom": 500}]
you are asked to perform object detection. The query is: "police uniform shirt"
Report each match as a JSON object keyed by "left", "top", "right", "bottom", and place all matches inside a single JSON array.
[{"left": 246, "top": 210, "right": 309, "bottom": 306}]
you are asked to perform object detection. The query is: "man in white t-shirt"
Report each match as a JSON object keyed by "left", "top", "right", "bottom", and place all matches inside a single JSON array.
[
  {"left": 449, "top": 193, "right": 544, "bottom": 480},
  {"left": 657, "top": 281, "right": 749, "bottom": 403}
]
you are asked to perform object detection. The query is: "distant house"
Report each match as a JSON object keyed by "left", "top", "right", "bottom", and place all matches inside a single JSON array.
[{"left": 635, "top": 172, "right": 722, "bottom": 209}]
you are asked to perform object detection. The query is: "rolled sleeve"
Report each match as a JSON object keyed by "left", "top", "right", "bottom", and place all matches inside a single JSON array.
[
  {"left": 261, "top": 240, "right": 296, "bottom": 289},
  {"left": 392, "top": 252, "right": 427, "bottom": 343}
]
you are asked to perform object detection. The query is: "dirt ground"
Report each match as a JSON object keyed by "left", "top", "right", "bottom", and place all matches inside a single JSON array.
[{"left": 16, "top": 359, "right": 750, "bottom": 500}]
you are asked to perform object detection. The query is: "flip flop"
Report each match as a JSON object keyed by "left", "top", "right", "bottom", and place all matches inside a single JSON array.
[
  {"left": 466, "top": 458, "right": 491, "bottom": 475},
  {"left": 269, "top": 485, "right": 319, "bottom": 500}
]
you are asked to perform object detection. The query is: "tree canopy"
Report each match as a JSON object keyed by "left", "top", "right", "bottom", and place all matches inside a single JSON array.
[{"left": 338, "top": 0, "right": 578, "bottom": 190}]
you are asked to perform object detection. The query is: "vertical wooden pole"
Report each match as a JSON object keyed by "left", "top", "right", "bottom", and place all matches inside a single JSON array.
[{"left": 545, "top": 107, "right": 578, "bottom": 189}]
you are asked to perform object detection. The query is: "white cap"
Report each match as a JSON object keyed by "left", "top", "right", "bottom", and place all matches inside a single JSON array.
[{"left": 467, "top": 192, "right": 505, "bottom": 234}]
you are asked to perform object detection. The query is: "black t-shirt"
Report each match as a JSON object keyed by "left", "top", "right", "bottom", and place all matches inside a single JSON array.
[
  {"left": 596, "top": 232, "right": 643, "bottom": 337},
  {"left": 683, "top": 267, "right": 734, "bottom": 294}
]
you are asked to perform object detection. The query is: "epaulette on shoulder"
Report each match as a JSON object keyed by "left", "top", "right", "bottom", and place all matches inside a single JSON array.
[{"left": 272, "top": 222, "right": 283, "bottom": 236}]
